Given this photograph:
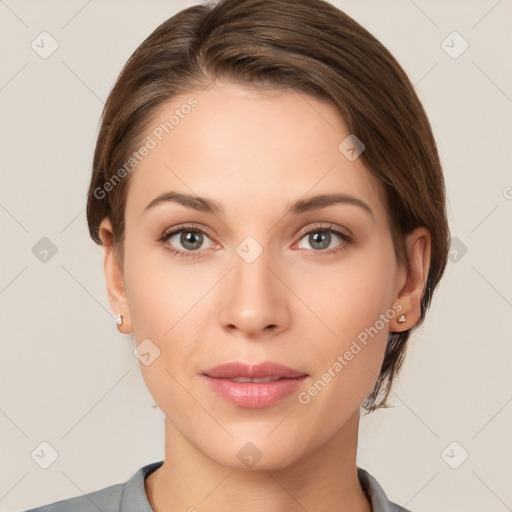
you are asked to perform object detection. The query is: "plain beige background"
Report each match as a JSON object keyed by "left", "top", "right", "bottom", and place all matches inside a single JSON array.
[{"left": 1, "top": 1, "right": 511, "bottom": 511}]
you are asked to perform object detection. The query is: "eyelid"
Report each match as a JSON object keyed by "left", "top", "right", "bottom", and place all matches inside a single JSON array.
[
  {"left": 295, "top": 222, "right": 353, "bottom": 241},
  {"left": 160, "top": 222, "right": 216, "bottom": 241}
]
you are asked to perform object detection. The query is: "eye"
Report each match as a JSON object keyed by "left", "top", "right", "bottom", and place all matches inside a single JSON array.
[
  {"left": 295, "top": 223, "right": 352, "bottom": 254},
  {"left": 159, "top": 224, "right": 216, "bottom": 258}
]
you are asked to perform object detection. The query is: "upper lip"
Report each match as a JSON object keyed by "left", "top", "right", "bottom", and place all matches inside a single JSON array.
[{"left": 202, "top": 361, "right": 307, "bottom": 379}]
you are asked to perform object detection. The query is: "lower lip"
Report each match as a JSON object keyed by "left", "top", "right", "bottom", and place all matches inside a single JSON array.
[{"left": 203, "top": 376, "right": 308, "bottom": 408}]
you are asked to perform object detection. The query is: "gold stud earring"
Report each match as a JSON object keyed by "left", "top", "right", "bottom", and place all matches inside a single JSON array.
[
  {"left": 397, "top": 314, "right": 407, "bottom": 325},
  {"left": 115, "top": 314, "right": 123, "bottom": 326}
]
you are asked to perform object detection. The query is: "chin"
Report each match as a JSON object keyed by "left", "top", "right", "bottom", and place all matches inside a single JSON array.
[{"left": 203, "top": 434, "right": 309, "bottom": 472}]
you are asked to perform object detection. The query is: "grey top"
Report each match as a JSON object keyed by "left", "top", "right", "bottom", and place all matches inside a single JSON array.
[{"left": 24, "top": 461, "right": 411, "bottom": 512}]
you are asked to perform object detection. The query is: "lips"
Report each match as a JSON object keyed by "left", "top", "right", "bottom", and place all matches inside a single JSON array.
[
  {"left": 202, "top": 361, "right": 306, "bottom": 379},
  {"left": 229, "top": 376, "right": 281, "bottom": 383},
  {"left": 202, "top": 361, "right": 309, "bottom": 408}
]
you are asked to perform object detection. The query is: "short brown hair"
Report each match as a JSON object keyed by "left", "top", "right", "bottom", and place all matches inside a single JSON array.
[{"left": 87, "top": 0, "right": 449, "bottom": 413}]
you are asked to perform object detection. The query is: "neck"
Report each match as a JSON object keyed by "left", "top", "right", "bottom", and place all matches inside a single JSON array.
[{"left": 145, "top": 409, "right": 371, "bottom": 512}]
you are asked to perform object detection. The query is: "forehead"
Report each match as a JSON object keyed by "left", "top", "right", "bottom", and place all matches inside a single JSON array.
[{"left": 125, "top": 82, "right": 386, "bottom": 222}]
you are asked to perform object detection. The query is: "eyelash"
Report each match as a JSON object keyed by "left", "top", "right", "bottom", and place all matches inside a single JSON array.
[{"left": 158, "top": 222, "right": 353, "bottom": 260}]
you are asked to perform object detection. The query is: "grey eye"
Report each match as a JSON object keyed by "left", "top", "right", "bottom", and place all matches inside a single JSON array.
[
  {"left": 166, "top": 229, "right": 214, "bottom": 252},
  {"left": 298, "top": 230, "right": 343, "bottom": 251}
]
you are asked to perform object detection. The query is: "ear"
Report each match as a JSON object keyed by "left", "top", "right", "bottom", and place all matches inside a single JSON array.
[
  {"left": 98, "top": 218, "right": 133, "bottom": 334},
  {"left": 392, "top": 227, "right": 431, "bottom": 332}
]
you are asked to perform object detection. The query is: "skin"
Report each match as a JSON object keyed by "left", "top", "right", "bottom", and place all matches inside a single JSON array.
[{"left": 99, "top": 82, "right": 430, "bottom": 512}]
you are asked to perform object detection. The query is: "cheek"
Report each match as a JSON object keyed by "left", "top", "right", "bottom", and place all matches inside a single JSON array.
[
  {"left": 122, "top": 239, "right": 211, "bottom": 387},
  {"left": 294, "top": 239, "right": 397, "bottom": 397},
  {"left": 123, "top": 237, "right": 195, "bottom": 337},
  {"left": 122, "top": 248, "right": 202, "bottom": 416},
  {"left": 296, "top": 238, "right": 397, "bottom": 343}
]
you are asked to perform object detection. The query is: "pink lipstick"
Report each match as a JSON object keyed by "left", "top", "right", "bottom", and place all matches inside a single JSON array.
[{"left": 202, "top": 361, "right": 308, "bottom": 408}]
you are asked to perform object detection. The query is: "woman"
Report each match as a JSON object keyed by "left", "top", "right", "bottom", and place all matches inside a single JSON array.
[{"left": 25, "top": 0, "right": 449, "bottom": 510}]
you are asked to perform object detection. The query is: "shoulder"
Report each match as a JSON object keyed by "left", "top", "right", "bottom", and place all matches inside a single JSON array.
[
  {"left": 22, "top": 461, "right": 164, "bottom": 512},
  {"left": 357, "top": 467, "right": 413, "bottom": 512},
  {"left": 22, "top": 483, "right": 124, "bottom": 512}
]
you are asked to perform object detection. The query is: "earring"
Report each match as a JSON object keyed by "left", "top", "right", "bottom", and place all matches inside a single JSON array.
[
  {"left": 397, "top": 314, "right": 407, "bottom": 325},
  {"left": 115, "top": 314, "right": 123, "bottom": 326}
]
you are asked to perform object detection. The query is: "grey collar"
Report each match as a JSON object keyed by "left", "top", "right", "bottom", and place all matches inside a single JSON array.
[{"left": 120, "top": 461, "right": 411, "bottom": 512}]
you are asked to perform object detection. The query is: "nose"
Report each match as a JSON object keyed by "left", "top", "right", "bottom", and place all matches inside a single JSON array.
[{"left": 218, "top": 246, "right": 291, "bottom": 339}]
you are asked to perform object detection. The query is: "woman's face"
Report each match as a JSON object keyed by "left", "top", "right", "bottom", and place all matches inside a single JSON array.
[{"left": 103, "top": 82, "right": 413, "bottom": 469}]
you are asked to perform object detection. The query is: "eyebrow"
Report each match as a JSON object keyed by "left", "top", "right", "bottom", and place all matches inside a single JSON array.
[{"left": 143, "top": 191, "right": 374, "bottom": 218}]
